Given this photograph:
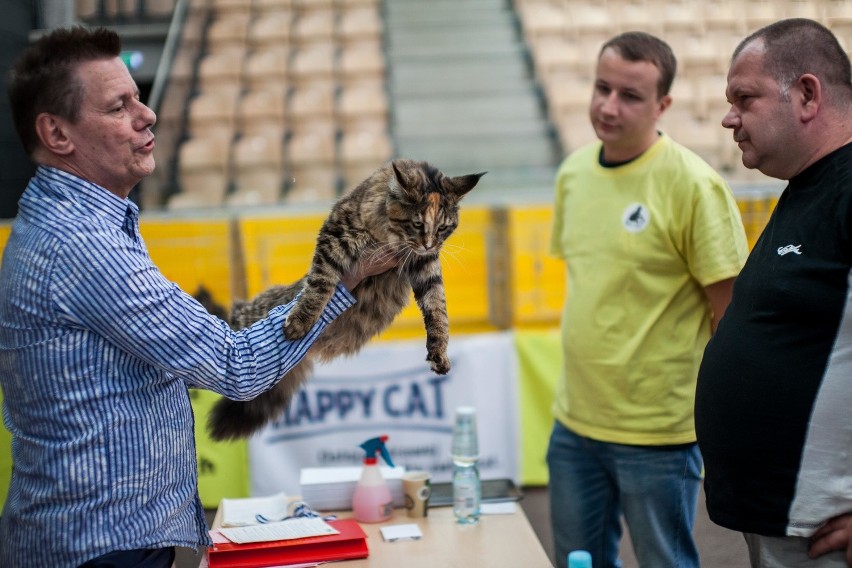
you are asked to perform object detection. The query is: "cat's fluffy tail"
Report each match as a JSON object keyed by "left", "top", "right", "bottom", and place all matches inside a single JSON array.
[{"left": 207, "top": 359, "right": 314, "bottom": 441}]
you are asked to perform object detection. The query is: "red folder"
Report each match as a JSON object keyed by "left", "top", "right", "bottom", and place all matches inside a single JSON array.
[{"left": 207, "top": 518, "right": 369, "bottom": 568}]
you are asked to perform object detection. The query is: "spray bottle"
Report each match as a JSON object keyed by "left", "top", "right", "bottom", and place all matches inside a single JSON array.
[{"left": 352, "top": 435, "right": 395, "bottom": 523}]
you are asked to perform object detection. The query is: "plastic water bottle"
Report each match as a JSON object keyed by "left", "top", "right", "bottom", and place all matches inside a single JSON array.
[
  {"left": 567, "top": 550, "right": 592, "bottom": 568},
  {"left": 451, "top": 406, "right": 481, "bottom": 525}
]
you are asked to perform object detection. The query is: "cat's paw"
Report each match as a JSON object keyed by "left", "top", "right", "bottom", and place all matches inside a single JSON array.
[
  {"left": 427, "top": 352, "right": 451, "bottom": 375},
  {"left": 283, "top": 313, "right": 311, "bottom": 340}
]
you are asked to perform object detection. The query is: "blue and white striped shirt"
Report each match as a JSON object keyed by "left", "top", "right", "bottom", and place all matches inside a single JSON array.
[{"left": 0, "top": 166, "right": 354, "bottom": 567}]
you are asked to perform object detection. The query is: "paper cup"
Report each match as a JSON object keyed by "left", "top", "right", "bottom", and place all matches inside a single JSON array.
[{"left": 402, "top": 471, "right": 431, "bottom": 518}]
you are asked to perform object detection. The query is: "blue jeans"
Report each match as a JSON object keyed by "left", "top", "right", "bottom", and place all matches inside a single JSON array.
[{"left": 547, "top": 421, "right": 702, "bottom": 568}]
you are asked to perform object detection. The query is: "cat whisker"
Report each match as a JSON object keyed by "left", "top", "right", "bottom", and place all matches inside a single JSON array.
[
  {"left": 362, "top": 243, "right": 401, "bottom": 269},
  {"left": 441, "top": 243, "right": 468, "bottom": 254},
  {"left": 438, "top": 248, "right": 467, "bottom": 271},
  {"left": 398, "top": 249, "right": 416, "bottom": 275}
]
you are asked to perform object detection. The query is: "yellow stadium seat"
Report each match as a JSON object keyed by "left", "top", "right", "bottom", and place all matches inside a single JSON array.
[
  {"left": 75, "top": 0, "right": 98, "bottom": 20},
  {"left": 615, "top": 1, "right": 661, "bottom": 35},
  {"left": 211, "top": 0, "right": 251, "bottom": 15},
  {"left": 338, "top": 42, "right": 386, "bottom": 85},
  {"left": 243, "top": 47, "right": 290, "bottom": 91},
  {"left": 289, "top": 41, "right": 337, "bottom": 86},
  {"left": 187, "top": 89, "right": 241, "bottom": 140},
  {"left": 229, "top": 133, "right": 285, "bottom": 206},
  {"left": 207, "top": 13, "right": 251, "bottom": 50},
  {"left": 660, "top": 110, "right": 727, "bottom": 171},
  {"left": 292, "top": 0, "right": 334, "bottom": 10},
  {"left": 746, "top": 1, "right": 785, "bottom": 31},
  {"left": 238, "top": 87, "right": 288, "bottom": 137},
  {"left": 517, "top": 2, "right": 569, "bottom": 42},
  {"left": 287, "top": 82, "right": 337, "bottom": 128},
  {"left": 196, "top": 48, "right": 245, "bottom": 90},
  {"left": 247, "top": 11, "right": 293, "bottom": 48},
  {"left": 337, "top": 7, "right": 383, "bottom": 44},
  {"left": 786, "top": 0, "right": 825, "bottom": 22},
  {"left": 568, "top": 5, "right": 611, "bottom": 43},
  {"left": 337, "top": 82, "right": 388, "bottom": 129},
  {"left": 145, "top": 0, "right": 175, "bottom": 18},
  {"left": 172, "top": 137, "right": 233, "bottom": 209},
  {"left": 542, "top": 72, "right": 593, "bottom": 121},
  {"left": 284, "top": 171, "right": 339, "bottom": 204},
  {"left": 339, "top": 126, "right": 392, "bottom": 190},
  {"left": 253, "top": 0, "right": 292, "bottom": 15},
  {"left": 291, "top": 9, "right": 336, "bottom": 46},
  {"left": 286, "top": 119, "right": 337, "bottom": 166},
  {"left": 703, "top": 0, "right": 747, "bottom": 35},
  {"left": 554, "top": 110, "right": 597, "bottom": 154}
]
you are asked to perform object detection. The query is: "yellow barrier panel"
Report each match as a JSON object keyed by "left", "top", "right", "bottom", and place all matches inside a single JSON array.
[
  {"left": 734, "top": 188, "right": 780, "bottom": 250},
  {"left": 0, "top": 223, "right": 11, "bottom": 254},
  {"left": 0, "top": 194, "right": 782, "bottom": 509},
  {"left": 238, "top": 207, "right": 496, "bottom": 340},
  {"left": 507, "top": 206, "right": 565, "bottom": 328},
  {"left": 140, "top": 217, "right": 235, "bottom": 309},
  {"left": 239, "top": 213, "right": 325, "bottom": 299}
]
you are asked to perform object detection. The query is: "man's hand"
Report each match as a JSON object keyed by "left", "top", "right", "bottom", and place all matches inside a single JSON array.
[
  {"left": 809, "top": 513, "right": 852, "bottom": 566},
  {"left": 340, "top": 252, "right": 400, "bottom": 292}
]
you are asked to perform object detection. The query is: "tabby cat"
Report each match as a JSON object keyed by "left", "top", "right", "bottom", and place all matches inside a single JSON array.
[{"left": 208, "top": 159, "right": 485, "bottom": 440}]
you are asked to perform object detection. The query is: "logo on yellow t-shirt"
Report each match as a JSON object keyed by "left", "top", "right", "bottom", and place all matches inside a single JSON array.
[{"left": 622, "top": 203, "right": 649, "bottom": 233}]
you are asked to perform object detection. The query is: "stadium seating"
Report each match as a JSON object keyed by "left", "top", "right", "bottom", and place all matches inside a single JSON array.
[{"left": 137, "top": 0, "right": 820, "bottom": 209}]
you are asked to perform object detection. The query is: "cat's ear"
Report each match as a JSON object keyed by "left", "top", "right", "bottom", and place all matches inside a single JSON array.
[
  {"left": 449, "top": 171, "right": 486, "bottom": 200},
  {"left": 389, "top": 160, "right": 417, "bottom": 200}
]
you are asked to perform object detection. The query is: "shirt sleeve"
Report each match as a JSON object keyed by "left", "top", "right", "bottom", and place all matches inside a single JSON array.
[
  {"left": 550, "top": 163, "right": 569, "bottom": 259},
  {"left": 682, "top": 177, "right": 750, "bottom": 287},
  {"left": 50, "top": 226, "right": 355, "bottom": 400}
]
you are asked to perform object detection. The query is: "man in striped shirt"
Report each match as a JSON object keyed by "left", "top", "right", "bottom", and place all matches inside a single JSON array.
[{"left": 0, "top": 27, "right": 395, "bottom": 567}]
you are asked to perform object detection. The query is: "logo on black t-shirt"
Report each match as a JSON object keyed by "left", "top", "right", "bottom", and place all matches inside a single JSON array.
[{"left": 777, "top": 244, "right": 803, "bottom": 256}]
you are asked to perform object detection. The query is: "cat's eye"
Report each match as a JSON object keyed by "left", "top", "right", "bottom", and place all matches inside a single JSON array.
[{"left": 412, "top": 221, "right": 424, "bottom": 229}]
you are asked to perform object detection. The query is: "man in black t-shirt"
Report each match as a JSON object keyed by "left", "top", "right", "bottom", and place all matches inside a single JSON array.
[{"left": 695, "top": 18, "right": 852, "bottom": 567}]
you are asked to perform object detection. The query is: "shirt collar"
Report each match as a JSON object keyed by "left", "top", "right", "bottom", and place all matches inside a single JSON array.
[{"left": 34, "top": 166, "right": 139, "bottom": 231}]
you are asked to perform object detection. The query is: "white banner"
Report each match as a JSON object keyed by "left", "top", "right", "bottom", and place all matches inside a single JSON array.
[{"left": 249, "top": 331, "right": 520, "bottom": 498}]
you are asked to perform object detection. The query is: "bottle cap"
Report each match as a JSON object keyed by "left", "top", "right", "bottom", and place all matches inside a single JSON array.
[
  {"left": 452, "top": 406, "right": 479, "bottom": 459},
  {"left": 567, "top": 550, "right": 592, "bottom": 568}
]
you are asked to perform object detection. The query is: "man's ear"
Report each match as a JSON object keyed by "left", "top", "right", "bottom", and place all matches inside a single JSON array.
[
  {"left": 796, "top": 74, "right": 822, "bottom": 123},
  {"left": 34, "top": 112, "right": 74, "bottom": 156},
  {"left": 657, "top": 93, "right": 673, "bottom": 118}
]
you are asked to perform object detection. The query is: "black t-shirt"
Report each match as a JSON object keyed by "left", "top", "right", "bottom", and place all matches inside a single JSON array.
[{"left": 696, "top": 142, "right": 852, "bottom": 536}]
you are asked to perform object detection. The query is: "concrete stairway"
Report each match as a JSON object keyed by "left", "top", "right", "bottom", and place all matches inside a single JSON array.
[{"left": 383, "top": 0, "right": 561, "bottom": 198}]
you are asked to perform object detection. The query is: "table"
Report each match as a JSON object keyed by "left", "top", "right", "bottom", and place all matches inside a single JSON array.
[{"left": 207, "top": 504, "right": 554, "bottom": 567}]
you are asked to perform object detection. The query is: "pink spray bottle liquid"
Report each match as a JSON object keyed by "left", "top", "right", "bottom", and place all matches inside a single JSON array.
[{"left": 352, "top": 435, "right": 394, "bottom": 523}]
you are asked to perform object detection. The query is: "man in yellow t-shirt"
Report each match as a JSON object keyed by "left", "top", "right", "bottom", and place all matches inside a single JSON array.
[{"left": 548, "top": 32, "right": 748, "bottom": 568}]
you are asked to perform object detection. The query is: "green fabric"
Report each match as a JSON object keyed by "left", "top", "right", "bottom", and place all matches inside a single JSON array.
[
  {"left": 190, "top": 389, "right": 249, "bottom": 507},
  {"left": 515, "top": 329, "right": 562, "bottom": 485}
]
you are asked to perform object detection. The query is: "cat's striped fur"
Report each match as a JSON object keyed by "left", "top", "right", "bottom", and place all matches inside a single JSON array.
[{"left": 208, "top": 159, "right": 484, "bottom": 440}]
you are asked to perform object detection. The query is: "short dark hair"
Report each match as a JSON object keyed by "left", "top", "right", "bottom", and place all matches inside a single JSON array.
[
  {"left": 599, "top": 31, "right": 677, "bottom": 98},
  {"left": 734, "top": 18, "right": 852, "bottom": 103},
  {"left": 6, "top": 26, "right": 122, "bottom": 155}
]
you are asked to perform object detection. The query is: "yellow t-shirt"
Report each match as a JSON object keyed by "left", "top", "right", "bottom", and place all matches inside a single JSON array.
[{"left": 550, "top": 134, "right": 748, "bottom": 445}]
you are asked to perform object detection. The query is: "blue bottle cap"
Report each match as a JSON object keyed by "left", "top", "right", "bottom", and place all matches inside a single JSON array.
[{"left": 567, "top": 550, "right": 592, "bottom": 568}]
